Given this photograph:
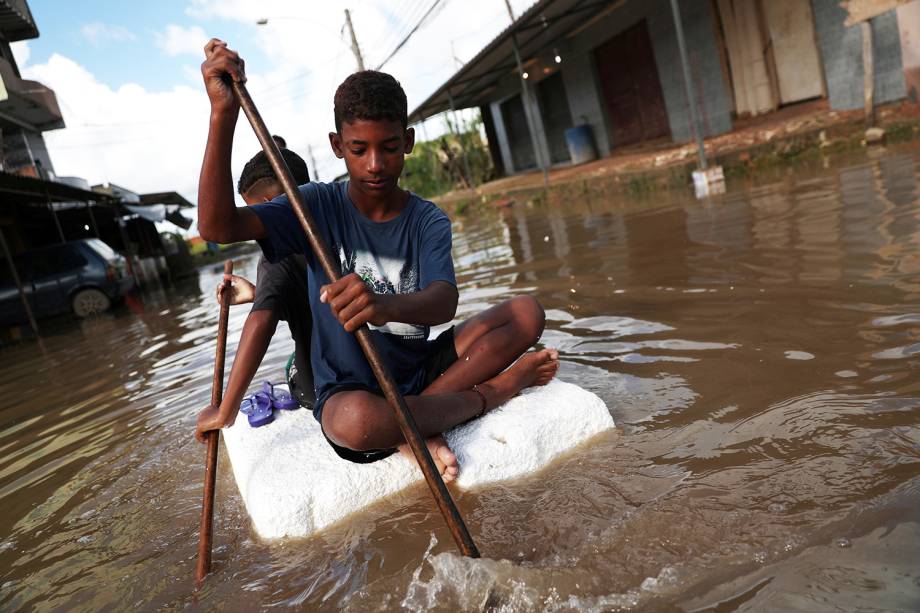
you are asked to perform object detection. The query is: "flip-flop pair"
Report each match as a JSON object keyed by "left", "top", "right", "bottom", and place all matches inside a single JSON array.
[{"left": 239, "top": 381, "right": 299, "bottom": 428}]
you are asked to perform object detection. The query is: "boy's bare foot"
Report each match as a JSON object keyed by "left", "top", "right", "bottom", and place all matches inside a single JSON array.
[
  {"left": 478, "top": 348, "right": 559, "bottom": 410},
  {"left": 399, "top": 435, "right": 459, "bottom": 483}
]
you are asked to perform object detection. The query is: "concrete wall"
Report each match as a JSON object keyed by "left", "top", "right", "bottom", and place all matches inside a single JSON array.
[
  {"left": 559, "top": 0, "right": 733, "bottom": 150},
  {"left": 488, "top": 0, "right": 734, "bottom": 173},
  {"left": 488, "top": 99, "right": 515, "bottom": 174},
  {"left": 560, "top": 52, "right": 610, "bottom": 155},
  {"left": 811, "top": 0, "right": 906, "bottom": 110},
  {"left": 896, "top": 1, "right": 920, "bottom": 101}
]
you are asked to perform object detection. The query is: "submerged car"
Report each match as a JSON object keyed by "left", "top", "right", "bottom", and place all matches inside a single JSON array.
[{"left": 0, "top": 238, "right": 135, "bottom": 325}]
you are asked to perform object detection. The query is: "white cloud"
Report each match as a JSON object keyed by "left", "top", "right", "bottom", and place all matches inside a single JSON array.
[
  {"left": 155, "top": 24, "right": 208, "bottom": 57},
  {"left": 81, "top": 22, "right": 138, "bottom": 46},
  {"left": 24, "top": 0, "right": 538, "bottom": 236},
  {"left": 21, "top": 53, "right": 221, "bottom": 203},
  {"left": 11, "top": 40, "right": 29, "bottom": 67}
]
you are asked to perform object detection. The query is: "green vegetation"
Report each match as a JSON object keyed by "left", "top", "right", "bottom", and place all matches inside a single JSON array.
[{"left": 401, "top": 115, "right": 494, "bottom": 198}]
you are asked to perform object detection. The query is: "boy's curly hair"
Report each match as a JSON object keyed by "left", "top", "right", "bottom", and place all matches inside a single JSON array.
[
  {"left": 334, "top": 70, "right": 407, "bottom": 132},
  {"left": 238, "top": 148, "right": 310, "bottom": 195}
]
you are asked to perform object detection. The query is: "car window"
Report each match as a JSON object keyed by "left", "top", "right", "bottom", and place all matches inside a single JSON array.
[
  {"left": 0, "top": 256, "right": 28, "bottom": 286},
  {"left": 31, "top": 245, "right": 87, "bottom": 278}
]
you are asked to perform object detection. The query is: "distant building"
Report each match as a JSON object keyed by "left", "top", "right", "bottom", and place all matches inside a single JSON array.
[
  {"left": 410, "top": 0, "right": 920, "bottom": 177},
  {"left": 0, "top": 1, "right": 195, "bottom": 336},
  {"left": 0, "top": 0, "right": 62, "bottom": 178}
]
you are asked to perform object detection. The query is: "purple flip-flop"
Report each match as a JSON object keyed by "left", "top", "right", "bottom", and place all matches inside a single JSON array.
[
  {"left": 262, "top": 381, "right": 299, "bottom": 411},
  {"left": 240, "top": 391, "right": 274, "bottom": 427}
]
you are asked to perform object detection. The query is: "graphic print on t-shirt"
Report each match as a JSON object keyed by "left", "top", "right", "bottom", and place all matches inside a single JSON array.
[{"left": 337, "top": 245, "right": 425, "bottom": 340}]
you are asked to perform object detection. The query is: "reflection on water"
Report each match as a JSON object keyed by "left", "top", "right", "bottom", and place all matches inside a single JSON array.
[{"left": 2, "top": 147, "right": 920, "bottom": 611}]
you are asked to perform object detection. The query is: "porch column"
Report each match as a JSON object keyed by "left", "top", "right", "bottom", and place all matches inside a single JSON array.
[{"left": 670, "top": 0, "right": 708, "bottom": 170}]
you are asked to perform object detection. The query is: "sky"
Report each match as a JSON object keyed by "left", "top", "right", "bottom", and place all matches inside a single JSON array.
[{"left": 15, "top": 0, "right": 536, "bottom": 233}]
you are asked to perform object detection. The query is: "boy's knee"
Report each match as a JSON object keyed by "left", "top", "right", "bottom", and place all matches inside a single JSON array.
[
  {"left": 509, "top": 295, "right": 545, "bottom": 341},
  {"left": 322, "top": 397, "right": 379, "bottom": 451}
]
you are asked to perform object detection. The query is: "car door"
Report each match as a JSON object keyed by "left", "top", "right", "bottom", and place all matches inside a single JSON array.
[
  {"left": 0, "top": 253, "right": 36, "bottom": 324},
  {"left": 31, "top": 245, "right": 87, "bottom": 316}
]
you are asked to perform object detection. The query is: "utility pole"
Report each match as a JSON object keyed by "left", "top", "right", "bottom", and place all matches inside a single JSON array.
[
  {"left": 307, "top": 144, "right": 320, "bottom": 182},
  {"left": 504, "top": 0, "right": 548, "bottom": 186},
  {"left": 344, "top": 8, "right": 365, "bottom": 71}
]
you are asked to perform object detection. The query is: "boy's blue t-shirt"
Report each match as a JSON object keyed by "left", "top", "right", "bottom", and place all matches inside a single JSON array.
[{"left": 250, "top": 181, "right": 456, "bottom": 409}]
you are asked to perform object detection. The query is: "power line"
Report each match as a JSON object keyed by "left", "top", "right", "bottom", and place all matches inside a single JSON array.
[
  {"left": 376, "top": 0, "right": 447, "bottom": 71},
  {"left": 368, "top": 0, "right": 423, "bottom": 52},
  {"left": 368, "top": 0, "right": 430, "bottom": 61}
]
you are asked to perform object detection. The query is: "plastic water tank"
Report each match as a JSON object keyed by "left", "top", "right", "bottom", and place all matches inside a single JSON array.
[{"left": 565, "top": 124, "right": 597, "bottom": 165}]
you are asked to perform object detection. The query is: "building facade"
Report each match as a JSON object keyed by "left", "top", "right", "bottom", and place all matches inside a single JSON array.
[
  {"left": 0, "top": 0, "right": 62, "bottom": 178},
  {"left": 410, "top": 0, "right": 920, "bottom": 177}
]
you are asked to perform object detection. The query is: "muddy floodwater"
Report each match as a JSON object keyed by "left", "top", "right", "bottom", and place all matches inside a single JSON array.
[{"left": 3, "top": 147, "right": 920, "bottom": 612}]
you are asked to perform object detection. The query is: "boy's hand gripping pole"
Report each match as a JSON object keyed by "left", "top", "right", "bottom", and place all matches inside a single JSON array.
[
  {"left": 230, "top": 80, "right": 480, "bottom": 559},
  {"left": 196, "top": 259, "right": 233, "bottom": 585}
]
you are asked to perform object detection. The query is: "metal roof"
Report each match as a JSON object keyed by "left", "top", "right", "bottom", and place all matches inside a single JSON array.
[
  {"left": 0, "top": 0, "right": 38, "bottom": 42},
  {"left": 408, "top": 0, "right": 620, "bottom": 123},
  {"left": 139, "top": 191, "right": 195, "bottom": 209},
  {"left": 0, "top": 171, "right": 119, "bottom": 205}
]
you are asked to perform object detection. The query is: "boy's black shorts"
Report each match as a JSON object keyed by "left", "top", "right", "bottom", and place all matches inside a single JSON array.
[{"left": 316, "top": 326, "right": 459, "bottom": 464}]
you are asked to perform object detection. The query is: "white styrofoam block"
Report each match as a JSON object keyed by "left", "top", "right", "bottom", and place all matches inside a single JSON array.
[{"left": 223, "top": 379, "right": 613, "bottom": 539}]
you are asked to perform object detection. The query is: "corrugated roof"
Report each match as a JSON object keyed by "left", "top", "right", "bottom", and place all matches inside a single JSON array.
[
  {"left": 408, "top": 0, "right": 618, "bottom": 123},
  {"left": 0, "top": 171, "right": 119, "bottom": 205},
  {"left": 0, "top": 0, "right": 38, "bottom": 42}
]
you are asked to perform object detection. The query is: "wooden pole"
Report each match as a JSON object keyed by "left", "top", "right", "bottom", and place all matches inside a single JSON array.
[
  {"left": 195, "top": 259, "right": 233, "bottom": 584},
  {"left": 344, "top": 9, "right": 365, "bottom": 71},
  {"left": 862, "top": 20, "right": 875, "bottom": 127},
  {"left": 0, "top": 227, "right": 40, "bottom": 338},
  {"left": 231, "top": 79, "right": 480, "bottom": 559},
  {"left": 446, "top": 91, "right": 473, "bottom": 190}
]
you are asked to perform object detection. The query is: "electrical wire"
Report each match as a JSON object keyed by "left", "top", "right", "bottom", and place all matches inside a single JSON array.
[
  {"left": 376, "top": 0, "right": 447, "bottom": 70},
  {"left": 368, "top": 0, "right": 429, "bottom": 58}
]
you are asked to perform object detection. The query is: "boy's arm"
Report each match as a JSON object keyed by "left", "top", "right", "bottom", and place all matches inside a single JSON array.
[
  {"left": 321, "top": 275, "right": 458, "bottom": 332},
  {"left": 197, "top": 38, "right": 266, "bottom": 244},
  {"left": 320, "top": 208, "right": 458, "bottom": 332},
  {"left": 195, "top": 308, "right": 278, "bottom": 442}
]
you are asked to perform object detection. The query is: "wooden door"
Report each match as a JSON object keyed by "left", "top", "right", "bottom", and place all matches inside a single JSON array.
[
  {"left": 762, "top": 0, "right": 824, "bottom": 104},
  {"left": 593, "top": 20, "right": 670, "bottom": 147},
  {"left": 500, "top": 94, "right": 536, "bottom": 171},
  {"left": 536, "top": 72, "right": 573, "bottom": 164}
]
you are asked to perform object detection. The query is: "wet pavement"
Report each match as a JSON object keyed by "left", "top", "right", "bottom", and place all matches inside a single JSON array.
[{"left": 1, "top": 145, "right": 919, "bottom": 611}]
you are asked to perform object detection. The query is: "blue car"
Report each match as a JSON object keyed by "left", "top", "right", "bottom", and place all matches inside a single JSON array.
[{"left": 0, "top": 238, "right": 135, "bottom": 325}]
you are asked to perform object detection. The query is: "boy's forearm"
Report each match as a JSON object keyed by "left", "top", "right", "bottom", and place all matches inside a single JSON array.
[
  {"left": 218, "top": 309, "right": 278, "bottom": 421},
  {"left": 379, "top": 281, "right": 458, "bottom": 326},
  {"left": 198, "top": 110, "right": 237, "bottom": 242},
  {"left": 198, "top": 110, "right": 267, "bottom": 243}
]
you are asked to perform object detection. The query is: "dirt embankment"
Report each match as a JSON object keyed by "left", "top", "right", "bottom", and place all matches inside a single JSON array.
[{"left": 435, "top": 100, "right": 920, "bottom": 214}]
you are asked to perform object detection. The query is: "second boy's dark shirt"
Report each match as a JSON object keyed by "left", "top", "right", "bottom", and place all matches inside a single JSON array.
[
  {"left": 250, "top": 254, "right": 314, "bottom": 406},
  {"left": 251, "top": 181, "right": 456, "bottom": 415}
]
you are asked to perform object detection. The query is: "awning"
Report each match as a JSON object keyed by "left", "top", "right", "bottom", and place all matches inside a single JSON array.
[
  {"left": 0, "top": 171, "right": 118, "bottom": 205},
  {"left": 408, "top": 0, "right": 621, "bottom": 123},
  {"left": 0, "top": 0, "right": 39, "bottom": 42},
  {"left": 0, "top": 55, "right": 64, "bottom": 131},
  {"left": 124, "top": 204, "right": 193, "bottom": 230},
  {"left": 139, "top": 191, "right": 195, "bottom": 208}
]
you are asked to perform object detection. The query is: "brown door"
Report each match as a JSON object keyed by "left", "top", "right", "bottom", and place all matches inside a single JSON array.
[
  {"left": 500, "top": 93, "right": 537, "bottom": 171},
  {"left": 593, "top": 20, "right": 670, "bottom": 146},
  {"left": 536, "top": 72, "right": 573, "bottom": 164}
]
